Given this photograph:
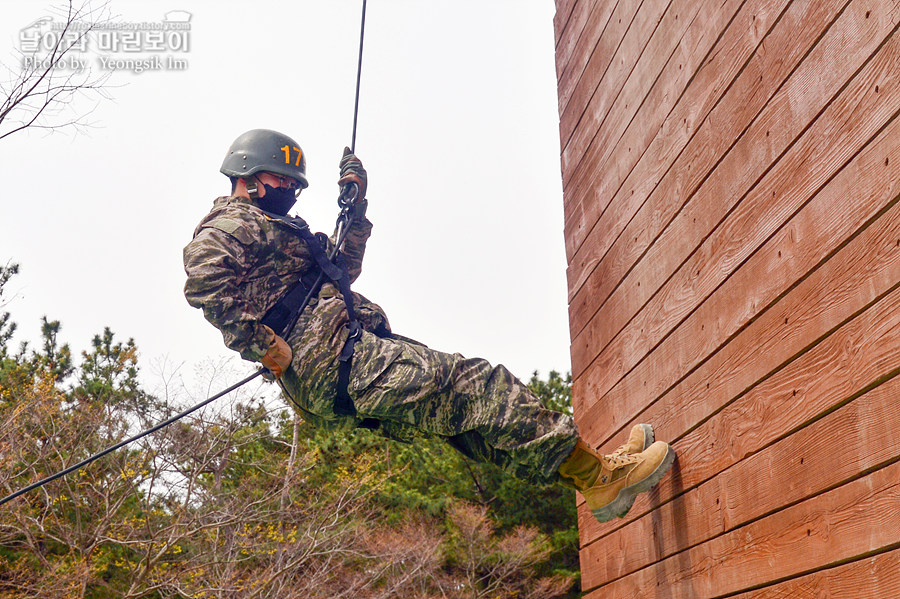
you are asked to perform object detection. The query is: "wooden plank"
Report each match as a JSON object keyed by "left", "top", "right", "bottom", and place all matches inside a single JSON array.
[
  {"left": 580, "top": 368, "right": 900, "bottom": 590},
  {"left": 556, "top": 2, "right": 620, "bottom": 118},
  {"left": 559, "top": 0, "right": 670, "bottom": 157},
  {"left": 561, "top": 0, "right": 796, "bottom": 264},
  {"left": 558, "top": 0, "right": 638, "bottom": 233},
  {"left": 559, "top": 0, "right": 709, "bottom": 182},
  {"left": 560, "top": 0, "right": 755, "bottom": 264},
  {"left": 557, "top": 0, "right": 640, "bottom": 155},
  {"left": 584, "top": 459, "right": 900, "bottom": 598},
  {"left": 576, "top": 200, "right": 900, "bottom": 545},
  {"left": 573, "top": 35, "right": 900, "bottom": 412},
  {"left": 570, "top": 0, "right": 900, "bottom": 386},
  {"left": 730, "top": 549, "right": 900, "bottom": 598},
  {"left": 563, "top": 0, "right": 831, "bottom": 305},
  {"left": 556, "top": 1, "right": 612, "bottom": 109},
  {"left": 565, "top": 0, "right": 874, "bottom": 308},
  {"left": 555, "top": 0, "right": 593, "bottom": 75},
  {"left": 573, "top": 29, "right": 900, "bottom": 433},
  {"left": 554, "top": 0, "right": 578, "bottom": 47},
  {"left": 578, "top": 106, "right": 900, "bottom": 442}
]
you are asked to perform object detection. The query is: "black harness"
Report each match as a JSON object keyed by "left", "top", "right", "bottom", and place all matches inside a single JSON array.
[{"left": 259, "top": 210, "right": 363, "bottom": 417}]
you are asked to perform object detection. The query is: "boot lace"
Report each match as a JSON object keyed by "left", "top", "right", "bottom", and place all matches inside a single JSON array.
[
  {"left": 610, "top": 443, "right": 631, "bottom": 458},
  {"left": 604, "top": 453, "right": 640, "bottom": 469}
]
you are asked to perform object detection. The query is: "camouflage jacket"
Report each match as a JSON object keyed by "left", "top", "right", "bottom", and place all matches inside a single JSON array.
[{"left": 183, "top": 195, "right": 391, "bottom": 401}]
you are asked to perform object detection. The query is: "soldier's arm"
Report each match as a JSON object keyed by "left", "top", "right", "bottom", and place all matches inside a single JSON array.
[
  {"left": 183, "top": 222, "right": 271, "bottom": 362},
  {"left": 333, "top": 201, "right": 372, "bottom": 283}
]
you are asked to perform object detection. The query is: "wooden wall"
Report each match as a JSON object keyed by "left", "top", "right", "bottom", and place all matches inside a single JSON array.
[{"left": 553, "top": 0, "right": 900, "bottom": 596}]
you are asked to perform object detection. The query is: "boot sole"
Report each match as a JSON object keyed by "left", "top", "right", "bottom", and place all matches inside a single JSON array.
[
  {"left": 639, "top": 424, "right": 654, "bottom": 451},
  {"left": 591, "top": 443, "right": 676, "bottom": 523}
]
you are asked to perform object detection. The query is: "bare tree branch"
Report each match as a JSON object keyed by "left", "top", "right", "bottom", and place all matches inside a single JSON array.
[{"left": 0, "top": 0, "right": 114, "bottom": 141}]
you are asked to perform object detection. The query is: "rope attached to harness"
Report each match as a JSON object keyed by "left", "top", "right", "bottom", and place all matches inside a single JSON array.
[
  {"left": 0, "top": 0, "right": 371, "bottom": 507},
  {"left": 259, "top": 207, "right": 363, "bottom": 416},
  {"left": 351, "top": 0, "right": 367, "bottom": 153},
  {"left": 0, "top": 368, "right": 266, "bottom": 507}
]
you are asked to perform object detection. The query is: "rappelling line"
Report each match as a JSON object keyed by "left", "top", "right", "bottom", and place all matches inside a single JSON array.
[
  {"left": 351, "top": 0, "right": 367, "bottom": 153},
  {"left": 0, "top": 0, "right": 370, "bottom": 507},
  {"left": 275, "top": 0, "right": 367, "bottom": 412},
  {"left": 0, "top": 369, "right": 265, "bottom": 507},
  {"left": 273, "top": 201, "right": 359, "bottom": 414}
]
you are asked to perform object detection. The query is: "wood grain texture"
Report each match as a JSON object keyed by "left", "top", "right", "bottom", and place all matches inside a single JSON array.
[
  {"left": 560, "top": 0, "right": 707, "bottom": 183},
  {"left": 561, "top": 0, "right": 767, "bottom": 265},
  {"left": 559, "top": 0, "right": 671, "bottom": 157},
  {"left": 568, "top": 0, "right": 893, "bottom": 316},
  {"left": 584, "top": 459, "right": 900, "bottom": 598},
  {"left": 573, "top": 29, "right": 900, "bottom": 429},
  {"left": 558, "top": 0, "right": 641, "bottom": 153},
  {"left": 563, "top": 0, "right": 847, "bottom": 317},
  {"left": 554, "top": 0, "right": 578, "bottom": 46},
  {"left": 576, "top": 205, "right": 900, "bottom": 545},
  {"left": 570, "top": 0, "right": 900, "bottom": 389},
  {"left": 580, "top": 369, "right": 900, "bottom": 590},
  {"left": 574, "top": 32, "right": 900, "bottom": 447},
  {"left": 556, "top": 1, "right": 616, "bottom": 115},
  {"left": 558, "top": 0, "right": 900, "bottom": 595},
  {"left": 730, "top": 549, "right": 900, "bottom": 598}
]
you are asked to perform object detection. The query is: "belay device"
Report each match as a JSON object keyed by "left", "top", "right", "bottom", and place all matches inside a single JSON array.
[{"left": 0, "top": 0, "right": 370, "bottom": 507}]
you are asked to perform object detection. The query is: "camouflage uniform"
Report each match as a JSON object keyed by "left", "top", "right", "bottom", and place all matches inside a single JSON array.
[{"left": 183, "top": 195, "right": 578, "bottom": 484}]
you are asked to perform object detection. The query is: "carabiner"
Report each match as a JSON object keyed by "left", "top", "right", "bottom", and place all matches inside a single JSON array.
[{"left": 338, "top": 181, "right": 360, "bottom": 208}]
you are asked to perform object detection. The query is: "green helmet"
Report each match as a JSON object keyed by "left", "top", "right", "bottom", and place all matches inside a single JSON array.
[{"left": 220, "top": 129, "right": 309, "bottom": 189}]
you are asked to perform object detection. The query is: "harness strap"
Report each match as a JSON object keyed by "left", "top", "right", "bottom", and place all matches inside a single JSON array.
[
  {"left": 260, "top": 268, "right": 322, "bottom": 337},
  {"left": 261, "top": 210, "right": 364, "bottom": 416}
]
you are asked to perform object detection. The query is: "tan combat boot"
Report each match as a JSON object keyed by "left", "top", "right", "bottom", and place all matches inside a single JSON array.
[
  {"left": 610, "top": 423, "right": 654, "bottom": 457},
  {"left": 559, "top": 437, "right": 675, "bottom": 523},
  {"left": 559, "top": 423, "right": 655, "bottom": 490}
]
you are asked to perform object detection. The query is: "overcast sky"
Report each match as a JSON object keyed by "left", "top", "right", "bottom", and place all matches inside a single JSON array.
[{"left": 0, "top": 0, "right": 571, "bottom": 396}]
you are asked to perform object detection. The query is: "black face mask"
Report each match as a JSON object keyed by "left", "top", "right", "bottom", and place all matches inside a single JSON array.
[{"left": 257, "top": 183, "right": 297, "bottom": 215}]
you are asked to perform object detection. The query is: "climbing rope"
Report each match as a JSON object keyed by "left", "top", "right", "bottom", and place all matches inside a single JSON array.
[
  {"left": 0, "top": 369, "right": 265, "bottom": 507},
  {"left": 0, "top": 1, "right": 370, "bottom": 508},
  {"left": 0, "top": 201, "right": 360, "bottom": 508},
  {"left": 351, "top": 0, "right": 367, "bottom": 153}
]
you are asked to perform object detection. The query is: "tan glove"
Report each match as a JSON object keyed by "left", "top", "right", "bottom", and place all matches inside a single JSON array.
[{"left": 260, "top": 325, "right": 292, "bottom": 378}]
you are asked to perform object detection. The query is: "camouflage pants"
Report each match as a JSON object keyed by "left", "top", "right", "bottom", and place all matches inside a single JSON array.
[{"left": 345, "top": 330, "right": 579, "bottom": 485}]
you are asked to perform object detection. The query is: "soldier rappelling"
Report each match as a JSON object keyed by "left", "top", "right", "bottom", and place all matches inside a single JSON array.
[{"left": 181, "top": 129, "right": 676, "bottom": 523}]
